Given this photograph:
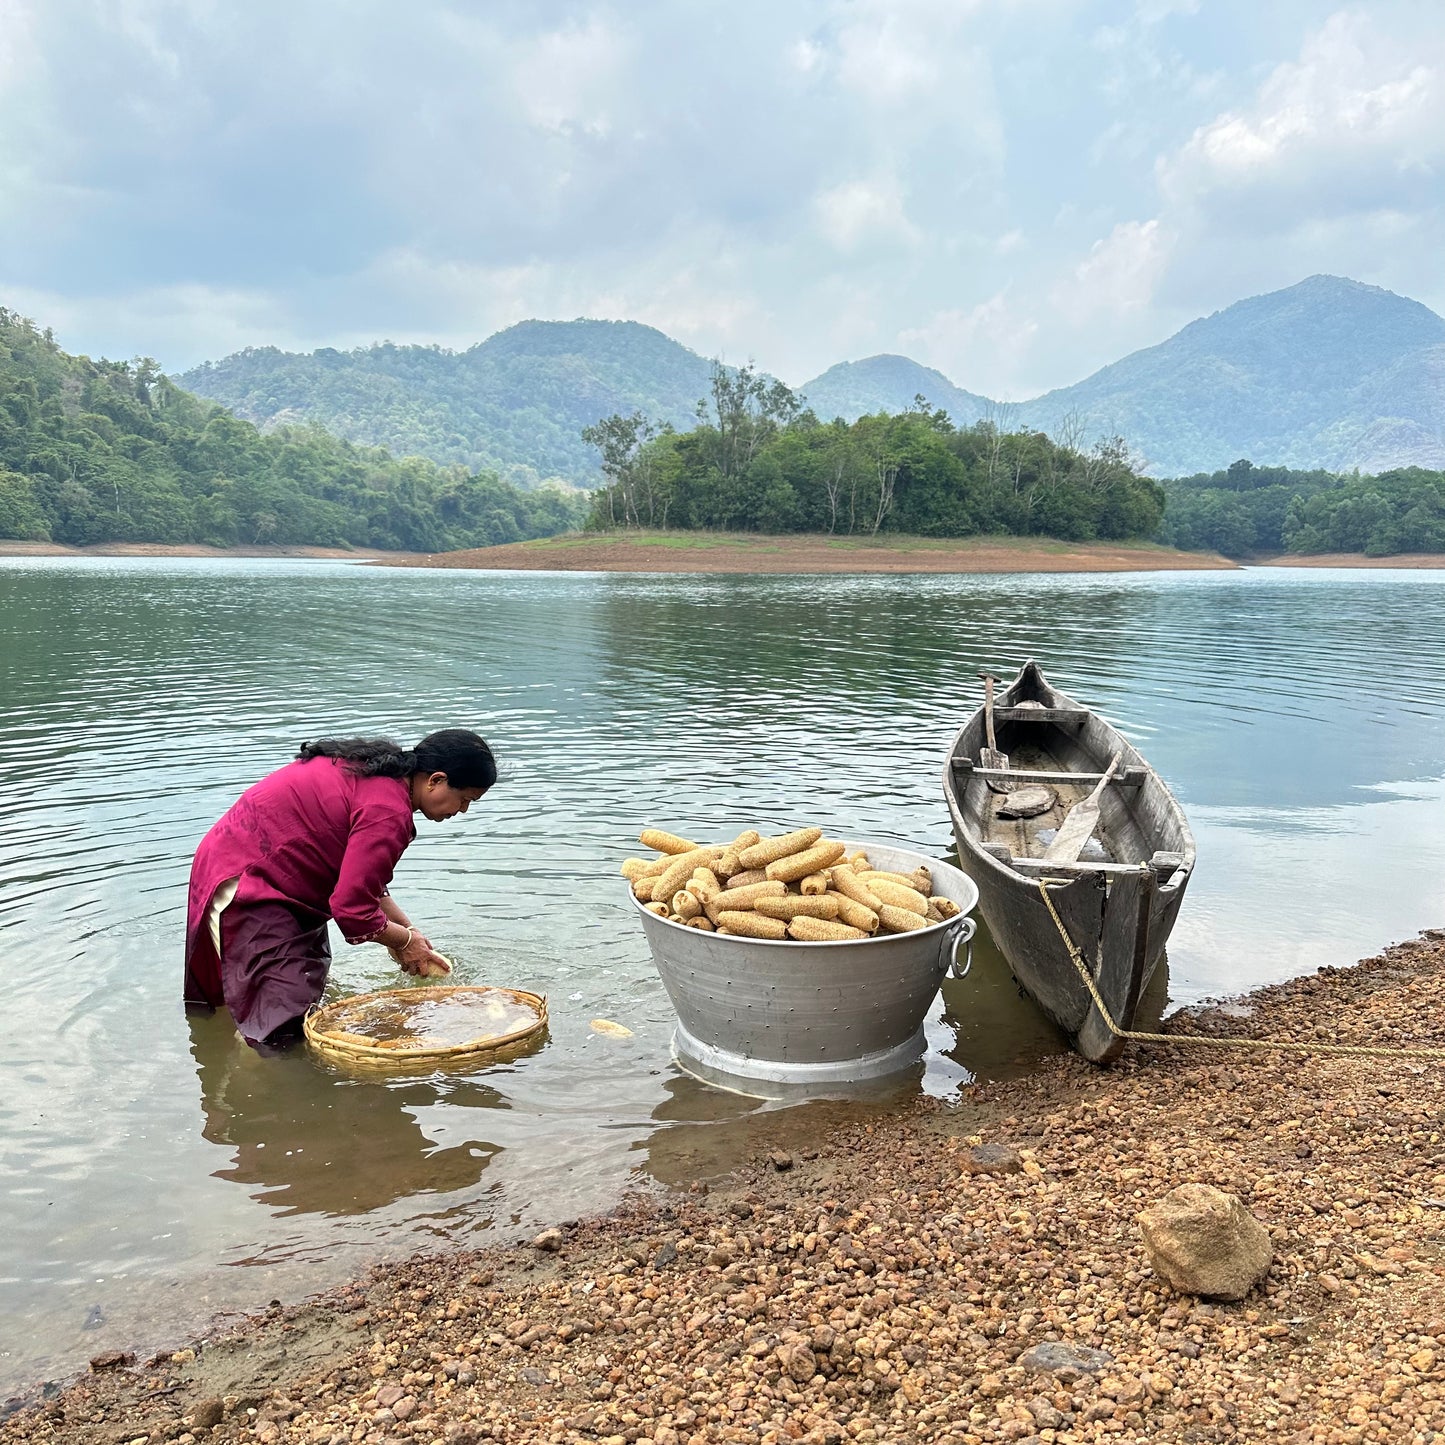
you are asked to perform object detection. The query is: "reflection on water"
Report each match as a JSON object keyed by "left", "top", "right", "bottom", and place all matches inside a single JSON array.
[
  {"left": 189, "top": 1013, "right": 505, "bottom": 1218},
  {"left": 1, "top": 557, "right": 1444, "bottom": 1392},
  {"left": 934, "top": 910, "right": 1170, "bottom": 1074}
]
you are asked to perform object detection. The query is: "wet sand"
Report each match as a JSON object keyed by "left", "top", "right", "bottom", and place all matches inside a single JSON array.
[
  {"left": 6, "top": 930, "right": 1444, "bottom": 1444},
  {"left": 370, "top": 533, "right": 1238, "bottom": 575}
]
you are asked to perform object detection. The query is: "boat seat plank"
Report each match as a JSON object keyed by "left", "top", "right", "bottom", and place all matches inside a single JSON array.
[
  {"left": 1004, "top": 854, "right": 1189, "bottom": 879},
  {"left": 1005, "top": 856, "right": 1148, "bottom": 877},
  {"left": 952, "top": 760, "right": 1146, "bottom": 788},
  {"left": 992, "top": 706, "right": 1091, "bottom": 723}
]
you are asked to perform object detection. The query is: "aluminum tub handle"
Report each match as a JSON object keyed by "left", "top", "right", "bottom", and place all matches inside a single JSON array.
[{"left": 949, "top": 916, "right": 977, "bottom": 979}]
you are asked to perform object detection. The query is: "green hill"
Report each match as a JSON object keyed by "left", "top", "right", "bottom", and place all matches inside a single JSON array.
[
  {"left": 178, "top": 319, "right": 719, "bottom": 488},
  {"left": 1019, "top": 276, "right": 1445, "bottom": 476},
  {"left": 798, "top": 355, "right": 993, "bottom": 426},
  {"left": 0, "top": 307, "right": 583, "bottom": 549}
]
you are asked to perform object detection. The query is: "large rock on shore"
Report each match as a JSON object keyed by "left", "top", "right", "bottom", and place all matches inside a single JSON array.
[{"left": 1138, "top": 1183, "right": 1273, "bottom": 1300}]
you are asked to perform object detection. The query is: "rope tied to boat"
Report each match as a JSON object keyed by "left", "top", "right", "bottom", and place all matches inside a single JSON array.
[{"left": 1033, "top": 877, "right": 1445, "bottom": 1061}]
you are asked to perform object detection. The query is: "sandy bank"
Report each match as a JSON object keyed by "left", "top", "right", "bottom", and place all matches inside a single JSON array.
[
  {"left": 0, "top": 542, "right": 390, "bottom": 560},
  {"left": 7, "top": 929, "right": 1444, "bottom": 1444},
  {"left": 370, "top": 532, "right": 1238, "bottom": 575},
  {"left": 1258, "top": 553, "right": 1445, "bottom": 570}
]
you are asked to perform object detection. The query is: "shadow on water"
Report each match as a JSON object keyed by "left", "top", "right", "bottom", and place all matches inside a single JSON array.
[
  {"left": 937, "top": 916, "right": 1168, "bottom": 1078},
  {"left": 938, "top": 921, "right": 1070, "bottom": 1077},
  {"left": 188, "top": 1013, "right": 510, "bottom": 1219}
]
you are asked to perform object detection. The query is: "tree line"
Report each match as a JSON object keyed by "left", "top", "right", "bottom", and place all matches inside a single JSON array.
[
  {"left": 0, "top": 308, "right": 584, "bottom": 550},
  {"left": 1159, "top": 459, "right": 1445, "bottom": 557},
  {"left": 583, "top": 365, "right": 1166, "bottom": 542}
]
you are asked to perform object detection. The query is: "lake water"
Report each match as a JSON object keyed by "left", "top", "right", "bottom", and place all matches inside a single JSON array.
[{"left": 2, "top": 557, "right": 1444, "bottom": 1396}]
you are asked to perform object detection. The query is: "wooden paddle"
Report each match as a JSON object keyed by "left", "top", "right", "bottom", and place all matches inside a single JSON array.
[
  {"left": 1042, "top": 752, "right": 1121, "bottom": 863},
  {"left": 978, "top": 672, "right": 1012, "bottom": 791}
]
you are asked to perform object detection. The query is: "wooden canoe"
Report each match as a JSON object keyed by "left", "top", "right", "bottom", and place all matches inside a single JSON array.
[{"left": 942, "top": 660, "right": 1195, "bottom": 1063}]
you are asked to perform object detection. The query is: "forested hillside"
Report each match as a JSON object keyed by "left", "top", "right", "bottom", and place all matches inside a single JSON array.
[
  {"left": 584, "top": 367, "right": 1445, "bottom": 557},
  {"left": 1021, "top": 276, "right": 1445, "bottom": 477},
  {"left": 583, "top": 370, "right": 1164, "bottom": 542},
  {"left": 179, "top": 320, "right": 718, "bottom": 488},
  {"left": 11, "top": 294, "right": 1441, "bottom": 558},
  {"left": 0, "top": 308, "right": 583, "bottom": 549}
]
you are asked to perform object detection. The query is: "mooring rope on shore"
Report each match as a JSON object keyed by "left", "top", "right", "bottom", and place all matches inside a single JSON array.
[{"left": 1034, "top": 877, "right": 1445, "bottom": 1061}]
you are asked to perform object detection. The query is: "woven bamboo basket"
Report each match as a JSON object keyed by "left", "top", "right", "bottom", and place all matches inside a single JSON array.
[{"left": 304, "top": 984, "right": 548, "bottom": 1070}]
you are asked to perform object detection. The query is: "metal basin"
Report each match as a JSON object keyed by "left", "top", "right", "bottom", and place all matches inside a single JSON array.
[{"left": 632, "top": 841, "right": 979, "bottom": 1094}]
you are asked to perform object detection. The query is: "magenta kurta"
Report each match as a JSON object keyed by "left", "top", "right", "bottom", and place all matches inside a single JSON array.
[{"left": 185, "top": 758, "right": 416, "bottom": 1039}]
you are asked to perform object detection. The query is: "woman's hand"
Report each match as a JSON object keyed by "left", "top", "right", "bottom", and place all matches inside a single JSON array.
[
  {"left": 388, "top": 929, "right": 433, "bottom": 965},
  {"left": 394, "top": 928, "right": 451, "bottom": 978}
]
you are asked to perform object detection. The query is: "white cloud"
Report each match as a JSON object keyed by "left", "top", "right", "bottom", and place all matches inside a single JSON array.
[
  {"left": 834, "top": 3, "right": 947, "bottom": 102},
  {"left": 1055, "top": 218, "right": 1172, "bottom": 323},
  {"left": 1135, "top": 0, "right": 1200, "bottom": 23},
  {"left": 510, "top": 16, "right": 625, "bottom": 139},
  {"left": 1161, "top": 10, "right": 1445, "bottom": 226},
  {"left": 789, "top": 37, "right": 823, "bottom": 74},
  {"left": 814, "top": 175, "right": 920, "bottom": 252}
]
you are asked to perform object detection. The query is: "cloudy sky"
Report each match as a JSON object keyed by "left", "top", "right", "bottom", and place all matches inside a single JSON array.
[{"left": 2, "top": 0, "right": 1442, "bottom": 396}]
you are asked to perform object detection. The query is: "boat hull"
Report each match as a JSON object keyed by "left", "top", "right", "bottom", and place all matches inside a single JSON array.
[{"left": 943, "top": 662, "right": 1194, "bottom": 1063}]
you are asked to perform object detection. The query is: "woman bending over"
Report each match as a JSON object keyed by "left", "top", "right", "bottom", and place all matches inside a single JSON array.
[{"left": 185, "top": 729, "right": 496, "bottom": 1049}]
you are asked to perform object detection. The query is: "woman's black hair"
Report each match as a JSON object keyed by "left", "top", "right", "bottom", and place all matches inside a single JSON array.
[{"left": 296, "top": 730, "right": 497, "bottom": 792}]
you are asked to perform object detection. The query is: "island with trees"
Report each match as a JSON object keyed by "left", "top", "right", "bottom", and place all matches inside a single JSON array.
[{"left": 582, "top": 366, "right": 1165, "bottom": 544}]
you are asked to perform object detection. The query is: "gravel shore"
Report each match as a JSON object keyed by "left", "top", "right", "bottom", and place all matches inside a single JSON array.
[{"left": 6, "top": 932, "right": 1444, "bottom": 1445}]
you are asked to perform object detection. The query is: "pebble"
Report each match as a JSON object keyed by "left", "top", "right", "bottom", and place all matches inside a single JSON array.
[
  {"left": 963, "top": 1142, "right": 1024, "bottom": 1175},
  {"left": 1017, "top": 1340, "right": 1115, "bottom": 1377},
  {"left": 188, "top": 1397, "right": 224, "bottom": 1430}
]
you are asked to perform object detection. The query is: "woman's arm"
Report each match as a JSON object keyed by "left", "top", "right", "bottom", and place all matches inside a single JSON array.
[
  {"left": 331, "top": 806, "right": 448, "bottom": 973},
  {"left": 380, "top": 892, "right": 428, "bottom": 948},
  {"left": 379, "top": 892, "right": 413, "bottom": 929}
]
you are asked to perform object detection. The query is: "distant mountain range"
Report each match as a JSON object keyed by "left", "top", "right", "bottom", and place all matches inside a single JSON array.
[
  {"left": 178, "top": 319, "right": 715, "bottom": 488},
  {"left": 179, "top": 276, "right": 1445, "bottom": 484}
]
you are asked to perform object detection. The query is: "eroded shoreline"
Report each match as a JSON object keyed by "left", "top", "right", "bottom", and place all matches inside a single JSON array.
[
  {"left": 6, "top": 930, "right": 1444, "bottom": 1444},
  {"left": 369, "top": 533, "right": 1237, "bottom": 575}
]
